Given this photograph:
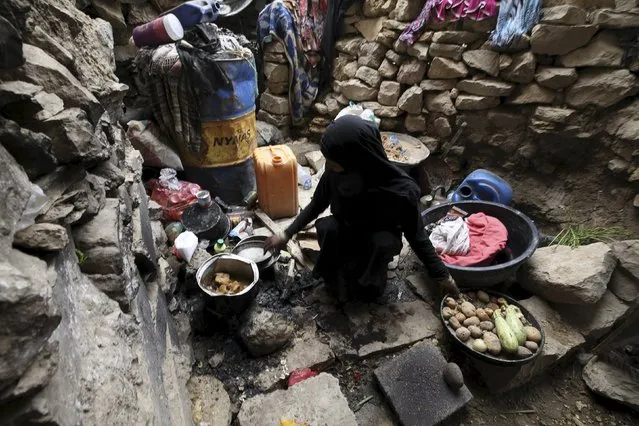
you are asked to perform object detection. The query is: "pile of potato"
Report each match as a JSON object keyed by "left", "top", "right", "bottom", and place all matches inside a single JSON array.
[{"left": 442, "top": 290, "right": 542, "bottom": 360}]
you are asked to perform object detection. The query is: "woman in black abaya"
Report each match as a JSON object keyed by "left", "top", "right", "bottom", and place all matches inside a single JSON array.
[{"left": 265, "top": 115, "right": 458, "bottom": 301}]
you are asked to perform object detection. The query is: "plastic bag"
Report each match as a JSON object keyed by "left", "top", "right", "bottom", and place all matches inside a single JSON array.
[
  {"left": 335, "top": 103, "right": 380, "bottom": 128},
  {"left": 174, "top": 231, "right": 198, "bottom": 262},
  {"left": 148, "top": 168, "right": 201, "bottom": 221},
  {"left": 429, "top": 217, "right": 470, "bottom": 256},
  {"left": 287, "top": 368, "right": 319, "bottom": 387},
  {"left": 127, "top": 120, "right": 184, "bottom": 171},
  {"left": 15, "top": 184, "right": 49, "bottom": 232}
]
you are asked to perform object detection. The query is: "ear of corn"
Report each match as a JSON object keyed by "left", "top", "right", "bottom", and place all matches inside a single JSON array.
[{"left": 505, "top": 305, "right": 526, "bottom": 345}]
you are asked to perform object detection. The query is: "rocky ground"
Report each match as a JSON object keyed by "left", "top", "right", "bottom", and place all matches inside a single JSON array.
[{"left": 173, "top": 234, "right": 639, "bottom": 425}]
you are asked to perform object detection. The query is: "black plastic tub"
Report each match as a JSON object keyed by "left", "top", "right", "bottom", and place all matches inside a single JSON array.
[
  {"left": 440, "top": 289, "right": 545, "bottom": 367},
  {"left": 422, "top": 201, "right": 539, "bottom": 287}
]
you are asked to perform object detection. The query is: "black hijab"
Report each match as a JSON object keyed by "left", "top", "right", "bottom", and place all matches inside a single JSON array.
[{"left": 320, "top": 115, "right": 421, "bottom": 203}]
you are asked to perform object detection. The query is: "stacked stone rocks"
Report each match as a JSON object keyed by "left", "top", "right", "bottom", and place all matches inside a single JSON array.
[
  {"left": 258, "top": 41, "right": 293, "bottom": 133},
  {"left": 0, "top": 0, "right": 192, "bottom": 423},
  {"left": 262, "top": 0, "right": 639, "bottom": 227}
]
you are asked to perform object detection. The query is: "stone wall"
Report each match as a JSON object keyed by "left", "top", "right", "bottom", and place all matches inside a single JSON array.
[
  {"left": 262, "top": 0, "right": 639, "bottom": 233},
  {"left": 0, "top": 1, "right": 193, "bottom": 424}
]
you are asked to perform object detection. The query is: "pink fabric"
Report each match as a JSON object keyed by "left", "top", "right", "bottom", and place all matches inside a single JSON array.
[{"left": 439, "top": 213, "right": 508, "bottom": 267}]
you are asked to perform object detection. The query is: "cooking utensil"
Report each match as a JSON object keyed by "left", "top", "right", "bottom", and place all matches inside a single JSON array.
[
  {"left": 232, "top": 235, "right": 280, "bottom": 271},
  {"left": 440, "top": 288, "right": 545, "bottom": 367}
]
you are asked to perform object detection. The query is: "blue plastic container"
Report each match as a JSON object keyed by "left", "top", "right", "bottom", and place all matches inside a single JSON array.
[
  {"left": 163, "top": 1, "right": 220, "bottom": 28},
  {"left": 451, "top": 169, "right": 513, "bottom": 205},
  {"left": 199, "top": 51, "right": 258, "bottom": 120}
]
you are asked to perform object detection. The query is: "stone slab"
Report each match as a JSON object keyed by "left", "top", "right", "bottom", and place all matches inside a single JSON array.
[
  {"left": 187, "top": 375, "right": 232, "bottom": 426},
  {"left": 345, "top": 300, "right": 442, "bottom": 358},
  {"left": 375, "top": 343, "right": 473, "bottom": 426},
  {"left": 583, "top": 355, "right": 639, "bottom": 411},
  {"left": 238, "top": 373, "right": 357, "bottom": 426}
]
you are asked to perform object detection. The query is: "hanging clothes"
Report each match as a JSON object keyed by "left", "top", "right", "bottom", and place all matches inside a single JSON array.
[
  {"left": 400, "top": 0, "right": 497, "bottom": 46},
  {"left": 318, "top": 0, "right": 355, "bottom": 92},
  {"left": 489, "top": 0, "right": 542, "bottom": 48},
  {"left": 257, "top": 1, "right": 319, "bottom": 126},
  {"left": 298, "top": 0, "right": 329, "bottom": 67}
]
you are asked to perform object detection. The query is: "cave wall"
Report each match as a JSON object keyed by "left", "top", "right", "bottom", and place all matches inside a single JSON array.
[
  {"left": 260, "top": 0, "right": 639, "bottom": 234},
  {"left": 0, "top": 1, "right": 193, "bottom": 424}
]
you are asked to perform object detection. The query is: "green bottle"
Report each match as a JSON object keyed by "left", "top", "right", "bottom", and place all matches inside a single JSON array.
[{"left": 213, "top": 239, "right": 226, "bottom": 254}]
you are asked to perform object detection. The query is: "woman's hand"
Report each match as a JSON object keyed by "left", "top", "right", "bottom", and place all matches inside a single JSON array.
[
  {"left": 437, "top": 275, "right": 460, "bottom": 298},
  {"left": 264, "top": 234, "right": 286, "bottom": 252}
]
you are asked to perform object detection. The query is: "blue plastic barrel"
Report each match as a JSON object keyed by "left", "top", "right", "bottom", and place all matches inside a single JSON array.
[
  {"left": 451, "top": 169, "right": 513, "bottom": 205},
  {"left": 163, "top": 1, "right": 220, "bottom": 28},
  {"left": 200, "top": 51, "right": 258, "bottom": 120}
]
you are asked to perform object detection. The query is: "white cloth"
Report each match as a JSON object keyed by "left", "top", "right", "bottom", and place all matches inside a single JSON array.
[{"left": 429, "top": 217, "right": 470, "bottom": 256}]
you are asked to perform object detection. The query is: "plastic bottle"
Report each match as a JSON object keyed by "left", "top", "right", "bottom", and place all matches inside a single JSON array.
[
  {"left": 163, "top": 1, "right": 221, "bottom": 28},
  {"left": 297, "top": 164, "right": 312, "bottom": 190},
  {"left": 132, "top": 14, "right": 184, "bottom": 47},
  {"left": 213, "top": 239, "right": 227, "bottom": 254}
]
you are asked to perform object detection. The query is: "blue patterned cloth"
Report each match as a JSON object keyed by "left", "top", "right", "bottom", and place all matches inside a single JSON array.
[
  {"left": 489, "top": 0, "right": 542, "bottom": 48},
  {"left": 258, "top": 1, "right": 318, "bottom": 127}
]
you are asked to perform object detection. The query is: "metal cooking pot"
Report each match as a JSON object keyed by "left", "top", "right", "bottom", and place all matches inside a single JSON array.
[{"left": 196, "top": 253, "right": 260, "bottom": 313}]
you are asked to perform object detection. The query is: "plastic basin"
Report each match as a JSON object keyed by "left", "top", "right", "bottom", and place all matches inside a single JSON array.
[{"left": 422, "top": 201, "right": 539, "bottom": 287}]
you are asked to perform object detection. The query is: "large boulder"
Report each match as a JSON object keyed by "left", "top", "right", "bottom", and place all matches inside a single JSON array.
[
  {"left": 378, "top": 81, "right": 401, "bottom": 106},
  {"left": 456, "top": 79, "right": 515, "bottom": 97},
  {"left": 455, "top": 95, "right": 500, "bottom": 111},
  {"left": 391, "top": 0, "right": 422, "bottom": 21},
  {"left": 2, "top": 44, "right": 103, "bottom": 123},
  {"left": 508, "top": 83, "right": 556, "bottom": 105},
  {"left": 425, "top": 91, "right": 457, "bottom": 116},
  {"left": 558, "top": 33, "right": 624, "bottom": 68},
  {"left": 540, "top": 5, "right": 587, "bottom": 25},
  {"left": 519, "top": 243, "right": 616, "bottom": 305},
  {"left": 0, "top": 145, "right": 32, "bottom": 254},
  {"left": 462, "top": 50, "right": 500, "bottom": 77},
  {"left": 397, "top": 58, "right": 428, "bottom": 85},
  {"left": 530, "top": 24, "right": 598, "bottom": 55},
  {"left": 0, "top": 249, "right": 60, "bottom": 395},
  {"left": 0, "top": 16, "right": 24, "bottom": 70},
  {"left": 566, "top": 69, "right": 637, "bottom": 109},
  {"left": 397, "top": 86, "right": 423, "bottom": 114},
  {"left": 583, "top": 355, "right": 639, "bottom": 412},
  {"left": 501, "top": 51, "right": 536, "bottom": 84},
  {"left": 355, "top": 66, "right": 382, "bottom": 88},
  {"left": 240, "top": 308, "right": 295, "bottom": 356},
  {"left": 0, "top": 116, "right": 57, "bottom": 180},
  {"left": 428, "top": 58, "right": 468, "bottom": 79},
  {"left": 13, "top": 223, "right": 70, "bottom": 252},
  {"left": 358, "top": 42, "right": 387, "bottom": 68},
  {"left": 89, "top": 0, "right": 128, "bottom": 45},
  {"left": 30, "top": 108, "right": 109, "bottom": 164},
  {"left": 363, "top": 0, "right": 397, "bottom": 18},
  {"left": 535, "top": 67, "right": 578, "bottom": 90},
  {"left": 340, "top": 79, "right": 379, "bottom": 101},
  {"left": 606, "top": 99, "right": 639, "bottom": 141},
  {"left": 591, "top": 9, "right": 639, "bottom": 28}
]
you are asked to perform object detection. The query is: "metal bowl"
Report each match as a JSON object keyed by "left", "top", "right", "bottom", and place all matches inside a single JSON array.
[
  {"left": 440, "top": 289, "right": 545, "bottom": 367},
  {"left": 232, "top": 235, "right": 280, "bottom": 271},
  {"left": 380, "top": 132, "right": 430, "bottom": 171}
]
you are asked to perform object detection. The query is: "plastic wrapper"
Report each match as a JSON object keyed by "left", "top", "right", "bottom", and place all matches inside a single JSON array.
[
  {"left": 148, "top": 168, "right": 201, "bottom": 221},
  {"left": 127, "top": 120, "right": 184, "bottom": 171},
  {"left": 287, "top": 368, "right": 318, "bottom": 387},
  {"left": 16, "top": 184, "right": 48, "bottom": 232},
  {"left": 165, "top": 222, "right": 185, "bottom": 244},
  {"left": 174, "top": 231, "right": 198, "bottom": 262}
]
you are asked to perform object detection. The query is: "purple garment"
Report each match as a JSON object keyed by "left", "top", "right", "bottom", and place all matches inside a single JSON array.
[{"left": 398, "top": 0, "right": 438, "bottom": 45}]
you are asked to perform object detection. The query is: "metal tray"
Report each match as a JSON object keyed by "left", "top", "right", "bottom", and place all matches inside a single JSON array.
[{"left": 440, "top": 289, "right": 545, "bottom": 366}]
